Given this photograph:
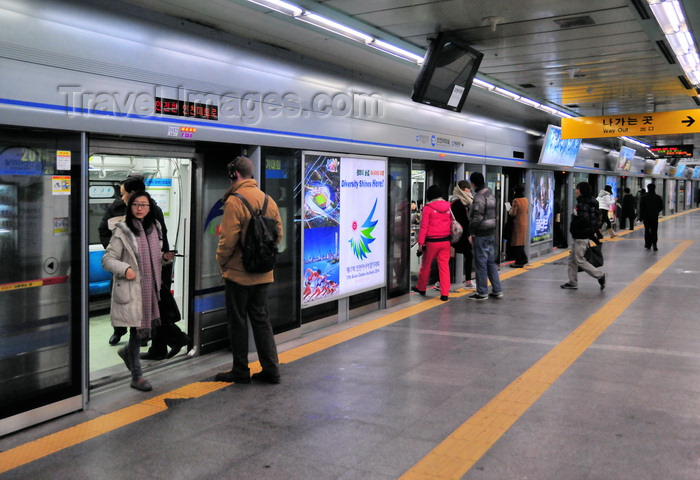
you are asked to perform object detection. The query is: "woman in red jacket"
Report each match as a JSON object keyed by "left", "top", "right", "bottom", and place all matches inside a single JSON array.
[{"left": 412, "top": 185, "right": 452, "bottom": 301}]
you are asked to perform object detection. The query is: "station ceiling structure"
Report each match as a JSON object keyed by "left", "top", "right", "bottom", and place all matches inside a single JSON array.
[{"left": 121, "top": 0, "right": 700, "bottom": 155}]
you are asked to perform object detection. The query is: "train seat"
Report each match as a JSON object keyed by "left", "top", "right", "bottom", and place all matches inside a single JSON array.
[{"left": 89, "top": 245, "right": 111, "bottom": 296}]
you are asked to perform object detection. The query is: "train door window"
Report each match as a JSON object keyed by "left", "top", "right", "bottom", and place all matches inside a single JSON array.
[
  {"left": 87, "top": 154, "right": 192, "bottom": 384},
  {"left": 410, "top": 168, "right": 426, "bottom": 283},
  {"left": 260, "top": 149, "right": 301, "bottom": 333},
  {"left": 388, "top": 158, "right": 410, "bottom": 297}
]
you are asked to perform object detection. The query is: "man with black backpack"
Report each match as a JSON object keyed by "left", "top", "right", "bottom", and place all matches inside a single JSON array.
[{"left": 215, "top": 156, "right": 283, "bottom": 384}]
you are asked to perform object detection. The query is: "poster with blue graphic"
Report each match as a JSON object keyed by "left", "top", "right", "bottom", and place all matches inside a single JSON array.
[
  {"left": 530, "top": 170, "right": 554, "bottom": 244},
  {"left": 302, "top": 152, "right": 386, "bottom": 307}
]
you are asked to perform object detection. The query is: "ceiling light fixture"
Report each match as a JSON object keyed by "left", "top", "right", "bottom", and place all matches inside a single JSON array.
[
  {"left": 368, "top": 39, "right": 424, "bottom": 64},
  {"left": 297, "top": 13, "right": 374, "bottom": 43},
  {"left": 647, "top": 0, "right": 700, "bottom": 85},
  {"left": 245, "top": 0, "right": 303, "bottom": 17}
]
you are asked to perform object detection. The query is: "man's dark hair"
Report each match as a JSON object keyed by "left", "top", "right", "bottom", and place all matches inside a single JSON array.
[
  {"left": 647, "top": 183, "right": 656, "bottom": 193},
  {"left": 122, "top": 175, "right": 146, "bottom": 193},
  {"left": 470, "top": 172, "right": 485, "bottom": 188},
  {"left": 576, "top": 182, "right": 591, "bottom": 197},
  {"left": 227, "top": 156, "right": 254, "bottom": 180}
]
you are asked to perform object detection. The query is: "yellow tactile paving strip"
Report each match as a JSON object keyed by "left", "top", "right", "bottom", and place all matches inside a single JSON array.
[
  {"left": 399, "top": 239, "right": 693, "bottom": 480},
  {"left": 0, "top": 209, "right": 693, "bottom": 475}
]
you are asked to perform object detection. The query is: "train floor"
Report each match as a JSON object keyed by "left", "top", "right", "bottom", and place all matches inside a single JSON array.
[{"left": 2, "top": 209, "right": 700, "bottom": 479}]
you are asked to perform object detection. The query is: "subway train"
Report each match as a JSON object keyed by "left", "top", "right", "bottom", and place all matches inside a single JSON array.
[{"left": 0, "top": 0, "right": 695, "bottom": 436}]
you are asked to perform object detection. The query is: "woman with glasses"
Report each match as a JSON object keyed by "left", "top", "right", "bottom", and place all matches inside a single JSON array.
[{"left": 102, "top": 191, "right": 176, "bottom": 391}]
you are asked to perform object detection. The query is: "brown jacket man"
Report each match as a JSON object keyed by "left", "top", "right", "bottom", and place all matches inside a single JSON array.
[
  {"left": 216, "top": 178, "right": 283, "bottom": 285},
  {"left": 214, "top": 156, "right": 283, "bottom": 384}
]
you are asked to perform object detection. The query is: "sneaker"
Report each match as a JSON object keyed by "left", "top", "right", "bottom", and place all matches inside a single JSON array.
[
  {"left": 468, "top": 292, "right": 488, "bottom": 301},
  {"left": 464, "top": 280, "right": 475, "bottom": 289},
  {"left": 215, "top": 370, "right": 251, "bottom": 383},
  {"left": 251, "top": 371, "right": 281, "bottom": 384},
  {"left": 411, "top": 286, "right": 426, "bottom": 296},
  {"left": 489, "top": 291, "right": 504, "bottom": 299},
  {"left": 440, "top": 295, "right": 449, "bottom": 301},
  {"left": 434, "top": 282, "right": 440, "bottom": 289},
  {"left": 598, "top": 274, "right": 606, "bottom": 290},
  {"left": 560, "top": 283, "right": 578, "bottom": 289},
  {"left": 130, "top": 378, "right": 152, "bottom": 392}
]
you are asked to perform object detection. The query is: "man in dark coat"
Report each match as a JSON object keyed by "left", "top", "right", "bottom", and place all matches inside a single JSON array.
[
  {"left": 561, "top": 182, "right": 606, "bottom": 290},
  {"left": 639, "top": 183, "right": 664, "bottom": 251}
]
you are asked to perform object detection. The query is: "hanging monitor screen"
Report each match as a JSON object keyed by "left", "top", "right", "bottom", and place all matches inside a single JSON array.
[
  {"left": 616, "top": 146, "right": 635, "bottom": 171},
  {"left": 537, "top": 125, "right": 582, "bottom": 167},
  {"left": 411, "top": 32, "right": 483, "bottom": 113}
]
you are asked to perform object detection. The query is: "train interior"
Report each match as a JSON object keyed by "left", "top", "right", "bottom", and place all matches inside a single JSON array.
[{"left": 87, "top": 153, "right": 192, "bottom": 384}]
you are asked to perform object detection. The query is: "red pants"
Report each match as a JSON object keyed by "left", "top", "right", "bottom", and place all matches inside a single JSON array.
[{"left": 416, "top": 241, "right": 451, "bottom": 296}]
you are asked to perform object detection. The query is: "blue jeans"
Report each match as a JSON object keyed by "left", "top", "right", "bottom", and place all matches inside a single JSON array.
[{"left": 473, "top": 235, "right": 502, "bottom": 295}]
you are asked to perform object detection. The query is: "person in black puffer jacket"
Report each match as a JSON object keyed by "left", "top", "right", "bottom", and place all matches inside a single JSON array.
[{"left": 561, "top": 182, "right": 606, "bottom": 290}]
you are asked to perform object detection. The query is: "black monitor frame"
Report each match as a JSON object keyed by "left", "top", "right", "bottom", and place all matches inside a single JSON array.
[{"left": 411, "top": 32, "right": 484, "bottom": 113}]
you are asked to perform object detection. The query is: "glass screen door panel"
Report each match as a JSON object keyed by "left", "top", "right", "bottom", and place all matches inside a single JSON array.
[{"left": 0, "top": 130, "right": 82, "bottom": 435}]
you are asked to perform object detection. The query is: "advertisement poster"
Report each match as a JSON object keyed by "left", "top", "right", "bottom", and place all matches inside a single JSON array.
[
  {"left": 530, "top": 171, "right": 554, "bottom": 244},
  {"left": 302, "top": 152, "right": 386, "bottom": 306}
]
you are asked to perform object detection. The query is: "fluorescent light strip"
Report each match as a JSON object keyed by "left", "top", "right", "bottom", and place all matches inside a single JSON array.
[
  {"left": 368, "top": 39, "right": 424, "bottom": 63},
  {"left": 246, "top": 0, "right": 303, "bottom": 17},
  {"left": 298, "top": 13, "right": 374, "bottom": 43}
]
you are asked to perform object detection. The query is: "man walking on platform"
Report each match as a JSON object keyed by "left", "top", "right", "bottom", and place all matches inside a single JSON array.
[
  {"left": 467, "top": 172, "right": 503, "bottom": 300},
  {"left": 215, "top": 156, "right": 283, "bottom": 384},
  {"left": 639, "top": 183, "right": 664, "bottom": 251},
  {"left": 561, "top": 182, "right": 606, "bottom": 290}
]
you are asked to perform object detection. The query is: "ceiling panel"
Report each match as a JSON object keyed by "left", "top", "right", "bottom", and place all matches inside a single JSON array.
[{"left": 118, "top": 0, "right": 700, "bottom": 151}]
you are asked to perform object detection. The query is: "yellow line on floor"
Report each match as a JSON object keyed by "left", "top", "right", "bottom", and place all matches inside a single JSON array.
[
  {"left": 0, "top": 381, "right": 229, "bottom": 474},
  {"left": 0, "top": 218, "right": 693, "bottom": 474},
  {"left": 399, "top": 239, "right": 693, "bottom": 480}
]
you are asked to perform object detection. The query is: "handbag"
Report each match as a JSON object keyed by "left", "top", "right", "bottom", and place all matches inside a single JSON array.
[
  {"left": 579, "top": 243, "right": 604, "bottom": 271},
  {"left": 158, "top": 286, "right": 181, "bottom": 325},
  {"left": 450, "top": 210, "right": 464, "bottom": 243}
]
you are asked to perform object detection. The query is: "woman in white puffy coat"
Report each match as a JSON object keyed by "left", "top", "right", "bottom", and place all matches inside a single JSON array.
[
  {"left": 596, "top": 185, "right": 617, "bottom": 238},
  {"left": 102, "top": 191, "right": 175, "bottom": 391}
]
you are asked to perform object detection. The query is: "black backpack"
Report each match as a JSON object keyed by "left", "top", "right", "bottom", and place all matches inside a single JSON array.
[{"left": 233, "top": 193, "right": 279, "bottom": 273}]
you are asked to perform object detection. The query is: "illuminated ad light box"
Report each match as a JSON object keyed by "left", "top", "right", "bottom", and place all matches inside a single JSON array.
[
  {"left": 530, "top": 171, "right": 554, "bottom": 244},
  {"left": 301, "top": 152, "right": 387, "bottom": 307}
]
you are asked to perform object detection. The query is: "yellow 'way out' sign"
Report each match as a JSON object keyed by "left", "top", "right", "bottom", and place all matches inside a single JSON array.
[{"left": 561, "top": 109, "right": 700, "bottom": 139}]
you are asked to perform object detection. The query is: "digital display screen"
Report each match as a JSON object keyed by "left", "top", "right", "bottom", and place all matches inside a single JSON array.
[
  {"left": 648, "top": 144, "right": 693, "bottom": 158},
  {"left": 537, "top": 125, "right": 581, "bottom": 167},
  {"left": 616, "top": 146, "right": 634, "bottom": 171},
  {"left": 412, "top": 33, "right": 483, "bottom": 113},
  {"left": 652, "top": 160, "right": 666, "bottom": 175},
  {"left": 155, "top": 97, "right": 218, "bottom": 120}
]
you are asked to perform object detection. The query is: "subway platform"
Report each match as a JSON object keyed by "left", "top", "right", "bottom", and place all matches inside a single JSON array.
[{"left": 2, "top": 210, "right": 700, "bottom": 479}]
